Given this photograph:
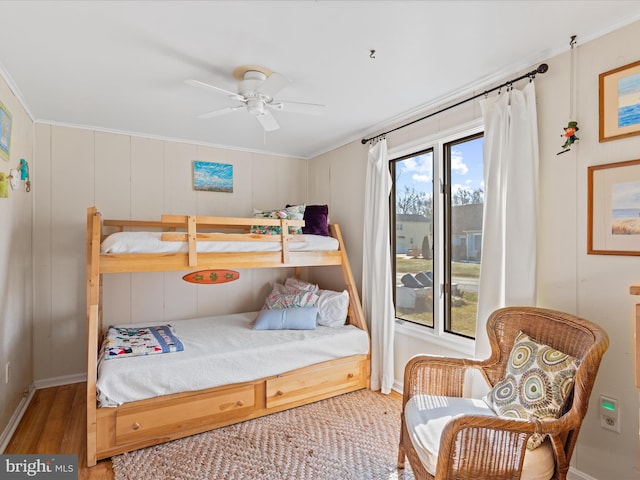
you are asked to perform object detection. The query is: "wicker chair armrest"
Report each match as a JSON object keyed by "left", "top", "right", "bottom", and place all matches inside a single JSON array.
[
  {"left": 536, "top": 410, "right": 581, "bottom": 435},
  {"left": 435, "top": 414, "right": 534, "bottom": 479},
  {"left": 402, "top": 354, "right": 484, "bottom": 403}
]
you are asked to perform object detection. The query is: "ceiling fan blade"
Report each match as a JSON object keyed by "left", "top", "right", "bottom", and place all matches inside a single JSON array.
[
  {"left": 269, "top": 101, "right": 325, "bottom": 116},
  {"left": 185, "top": 79, "right": 244, "bottom": 101},
  {"left": 259, "top": 72, "right": 290, "bottom": 99},
  {"left": 197, "top": 105, "right": 244, "bottom": 119},
  {"left": 255, "top": 110, "right": 280, "bottom": 132}
]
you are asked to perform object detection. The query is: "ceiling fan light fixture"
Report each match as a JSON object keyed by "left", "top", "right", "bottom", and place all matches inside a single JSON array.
[{"left": 246, "top": 98, "right": 265, "bottom": 116}]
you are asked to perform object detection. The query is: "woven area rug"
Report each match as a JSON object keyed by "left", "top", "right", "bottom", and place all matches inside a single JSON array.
[{"left": 112, "top": 389, "right": 415, "bottom": 480}]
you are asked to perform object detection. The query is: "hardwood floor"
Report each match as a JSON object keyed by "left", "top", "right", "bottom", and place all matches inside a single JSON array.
[
  {"left": 5, "top": 383, "right": 402, "bottom": 480},
  {"left": 4, "top": 382, "right": 114, "bottom": 480}
]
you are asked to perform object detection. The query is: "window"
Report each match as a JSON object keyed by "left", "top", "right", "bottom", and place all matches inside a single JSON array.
[{"left": 391, "top": 129, "right": 484, "bottom": 339}]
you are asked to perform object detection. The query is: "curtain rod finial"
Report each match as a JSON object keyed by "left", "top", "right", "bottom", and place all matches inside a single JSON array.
[{"left": 537, "top": 64, "right": 549, "bottom": 74}]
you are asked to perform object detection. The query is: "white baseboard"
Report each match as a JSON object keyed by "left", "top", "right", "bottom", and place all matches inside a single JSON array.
[
  {"left": 0, "top": 386, "right": 36, "bottom": 453},
  {"left": 33, "top": 372, "right": 86, "bottom": 389},
  {"left": 568, "top": 467, "right": 599, "bottom": 480},
  {"left": 393, "top": 380, "right": 403, "bottom": 394}
]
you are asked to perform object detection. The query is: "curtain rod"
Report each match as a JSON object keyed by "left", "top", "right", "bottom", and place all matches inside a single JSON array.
[{"left": 361, "top": 63, "right": 549, "bottom": 145}]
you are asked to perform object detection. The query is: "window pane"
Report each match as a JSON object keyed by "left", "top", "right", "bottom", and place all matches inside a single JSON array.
[
  {"left": 446, "top": 135, "right": 483, "bottom": 338},
  {"left": 393, "top": 150, "right": 434, "bottom": 327}
]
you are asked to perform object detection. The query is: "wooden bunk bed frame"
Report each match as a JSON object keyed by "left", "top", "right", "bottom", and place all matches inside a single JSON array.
[{"left": 86, "top": 206, "right": 370, "bottom": 467}]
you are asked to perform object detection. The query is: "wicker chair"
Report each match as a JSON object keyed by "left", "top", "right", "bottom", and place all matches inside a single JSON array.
[{"left": 398, "top": 306, "right": 609, "bottom": 480}]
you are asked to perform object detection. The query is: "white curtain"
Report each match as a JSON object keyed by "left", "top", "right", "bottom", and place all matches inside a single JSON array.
[
  {"left": 475, "top": 82, "right": 539, "bottom": 360},
  {"left": 363, "top": 138, "right": 395, "bottom": 394}
]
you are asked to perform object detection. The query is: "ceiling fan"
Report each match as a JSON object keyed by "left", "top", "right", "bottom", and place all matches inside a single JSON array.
[{"left": 186, "top": 65, "right": 325, "bottom": 132}]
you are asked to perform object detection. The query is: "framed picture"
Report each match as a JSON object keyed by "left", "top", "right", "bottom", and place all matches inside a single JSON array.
[
  {"left": 588, "top": 159, "right": 640, "bottom": 255},
  {"left": 599, "top": 60, "right": 640, "bottom": 142},
  {"left": 193, "top": 161, "right": 233, "bottom": 192},
  {"left": 0, "top": 101, "right": 12, "bottom": 161}
]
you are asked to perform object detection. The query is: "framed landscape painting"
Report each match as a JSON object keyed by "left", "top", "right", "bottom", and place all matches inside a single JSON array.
[
  {"left": 599, "top": 60, "right": 640, "bottom": 142},
  {"left": 193, "top": 161, "right": 233, "bottom": 193},
  {"left": 588, "top": 159, "right": 640, "bottom": 255}
]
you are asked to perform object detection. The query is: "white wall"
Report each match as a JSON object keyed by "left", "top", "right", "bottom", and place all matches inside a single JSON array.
[
  {"left": 31, "top": 125, "right": 309, "bottom": 382},
  {"left": 0, "top": 73, "right": 33, "bottom": 441},
  {"left": 308, "top": 20, "right": 640, "bottom": 480}
]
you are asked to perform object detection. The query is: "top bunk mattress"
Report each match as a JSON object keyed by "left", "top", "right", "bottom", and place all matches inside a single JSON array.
[
  {"left": 101, "top": 231, "right": 339, "bottom": 254},
  {"left": 96, "top": 311, "right": 369, "bottom": 407}
]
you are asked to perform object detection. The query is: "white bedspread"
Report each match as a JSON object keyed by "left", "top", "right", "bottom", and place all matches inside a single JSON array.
[
  {"left": 101, "top": 231, "right": 339, "bottom": 254},
  {"left": 97, "top": 312, "right": 369, "bottom": 407}
]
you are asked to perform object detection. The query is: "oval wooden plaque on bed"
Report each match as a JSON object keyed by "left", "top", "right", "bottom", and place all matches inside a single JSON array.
[{"left": 182, "top": 269, "right": 240, "bottom": 284}]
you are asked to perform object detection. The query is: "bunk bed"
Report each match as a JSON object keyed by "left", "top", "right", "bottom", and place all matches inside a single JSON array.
[{"left": 85, "top": 206, "right": 370, "bottom": 467}]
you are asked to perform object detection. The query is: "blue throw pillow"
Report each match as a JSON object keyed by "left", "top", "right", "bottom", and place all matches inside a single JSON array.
[{"left": 253, "top": 307, "right": 318, "bottom": 330}]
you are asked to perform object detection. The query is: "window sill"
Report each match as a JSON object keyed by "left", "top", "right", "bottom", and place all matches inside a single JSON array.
[{"left": 394, "top": 319, "right": 476, "bottom": 357}]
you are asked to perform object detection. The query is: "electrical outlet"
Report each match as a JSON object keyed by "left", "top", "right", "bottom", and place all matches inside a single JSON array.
[
  {"left": 601, "top": 414, "right": 620, "bottom": 432},
  {"left": 599, "top": 395, "right": 621, "bottom": 433}
]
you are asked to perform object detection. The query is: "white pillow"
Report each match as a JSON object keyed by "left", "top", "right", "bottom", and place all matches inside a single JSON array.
[{"left": 317, "top": 289, "right": 349, "bottom": 327}]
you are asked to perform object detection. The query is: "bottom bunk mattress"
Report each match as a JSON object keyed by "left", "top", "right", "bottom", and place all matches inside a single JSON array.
[{"left": 96, "top": 311, "right": 370, "bottom": 407}]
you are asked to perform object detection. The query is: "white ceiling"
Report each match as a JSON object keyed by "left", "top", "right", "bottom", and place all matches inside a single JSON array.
[{"left": 1, "top": 1, "right": 640, "bottom": 159}]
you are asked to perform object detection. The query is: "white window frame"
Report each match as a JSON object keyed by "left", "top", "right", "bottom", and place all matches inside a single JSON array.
[{"left": 389, "top": 119, "right": 483, "bottom": 356}]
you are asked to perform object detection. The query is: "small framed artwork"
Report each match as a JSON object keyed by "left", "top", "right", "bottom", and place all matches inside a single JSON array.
[
  {"left": 193, "top": 161, "right": 233, "bottom": 192},
  {"left": 599, "top": 60, "right": 640, "bottom": 142},
  {"left": 588, "top": 159, "right": 640, "bottom": 255},
  {"left": 0, "top": 101, "right": 12, "bottom": 161}
]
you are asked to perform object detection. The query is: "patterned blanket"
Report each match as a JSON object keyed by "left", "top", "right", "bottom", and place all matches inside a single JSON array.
[{"left": 102, "top": 325, "right": 184, "bottom": 360}]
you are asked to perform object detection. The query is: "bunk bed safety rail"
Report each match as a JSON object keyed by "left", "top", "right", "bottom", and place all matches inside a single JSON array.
[{"left": 159, "top": 215, "right": 306, "bottom": 266}]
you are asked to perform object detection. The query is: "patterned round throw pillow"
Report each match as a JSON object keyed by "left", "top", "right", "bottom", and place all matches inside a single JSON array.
[{"left": 483, "top": 331, "right": 580, "bottom": 449}]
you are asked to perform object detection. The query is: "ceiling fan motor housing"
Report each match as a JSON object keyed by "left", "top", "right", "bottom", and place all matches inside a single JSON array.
[
  {"left": 240, "top": 71, "right": 268, "bottom": 96},
  {"left": 239, "top": 70, "right": 271, "bottom": 115},
  {"left": 240, "top": 70, "right": 272, "bottom": 116}
]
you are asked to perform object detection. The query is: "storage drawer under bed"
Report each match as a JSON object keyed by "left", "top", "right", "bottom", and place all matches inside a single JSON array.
[
  {"left": 115, "top": 383, "right": 255, "bottom": 444},
  {"left": 265, "top": 357, "right": 363, "bottom": 409}
]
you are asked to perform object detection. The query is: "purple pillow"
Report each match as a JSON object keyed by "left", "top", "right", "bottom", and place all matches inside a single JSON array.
[{"left": 303, "top": 204, "right": 329, "bottom": 236}]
